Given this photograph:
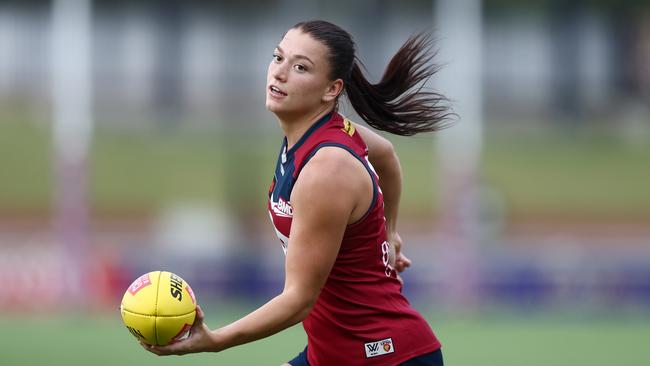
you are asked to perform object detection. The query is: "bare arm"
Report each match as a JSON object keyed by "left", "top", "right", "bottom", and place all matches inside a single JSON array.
[
  {"left": 142, "top": 148, "right": 368, "bottom": 355},
  {"left": 353, "top": 123, "right": 411, "bottom": 272},
  {"left": 353, "top": 123, "right": 401, "bottom": 230}
]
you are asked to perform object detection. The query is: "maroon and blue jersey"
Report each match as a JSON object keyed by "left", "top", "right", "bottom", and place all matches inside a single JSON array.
[{"left": 268, "top": 111, "right": 440, "bottom": 366}]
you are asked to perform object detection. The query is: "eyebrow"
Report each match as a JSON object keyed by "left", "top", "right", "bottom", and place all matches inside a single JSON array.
[{"left": 276, "top": 45, "right": 315, "bottom": 66}]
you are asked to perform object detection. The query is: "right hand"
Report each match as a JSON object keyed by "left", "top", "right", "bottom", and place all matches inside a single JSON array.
[{"left": 140, "top": 305, "right": 219, "bottom": 356}]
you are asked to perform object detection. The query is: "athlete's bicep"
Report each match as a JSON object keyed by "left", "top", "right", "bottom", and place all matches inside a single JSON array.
[{"left": 283, "top": 148, "right": 361, "bottom": 305}]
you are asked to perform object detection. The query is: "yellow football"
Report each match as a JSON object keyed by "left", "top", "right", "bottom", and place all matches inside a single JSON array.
[{"left": 120, "top": 271, "right": 197, "bottom": 346}]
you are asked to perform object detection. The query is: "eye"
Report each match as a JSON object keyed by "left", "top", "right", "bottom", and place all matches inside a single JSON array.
[
  {"left": 294, "top": 64, "right": 307, "bottom": 72},
  {"left": 272, "top": 54, "right": 283, "bottom": 62}
]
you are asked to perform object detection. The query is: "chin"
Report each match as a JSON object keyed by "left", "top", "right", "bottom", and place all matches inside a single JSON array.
[
  {"left": 265, "top": 100, "right": 286, "bottom": 114},
  {"left": 265, "top": 101, "right": 278, "bottom": 112}
]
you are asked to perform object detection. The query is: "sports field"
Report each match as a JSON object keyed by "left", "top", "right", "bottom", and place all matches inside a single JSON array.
[{"left": 1, "top": 309, "right": 649, "bottom": 365}]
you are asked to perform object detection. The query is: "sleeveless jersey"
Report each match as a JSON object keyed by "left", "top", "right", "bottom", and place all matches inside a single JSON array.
[{"left": 268, "top": 111, "right": 441, "bottom": 366}]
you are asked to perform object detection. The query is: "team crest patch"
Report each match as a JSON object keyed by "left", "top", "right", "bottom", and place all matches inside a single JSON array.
[
  {"left": 364, "top": 338, "right": 394, "bottom": 358},
  {"left": 341, "top": 118, "right": 356, "bottom": 136}
]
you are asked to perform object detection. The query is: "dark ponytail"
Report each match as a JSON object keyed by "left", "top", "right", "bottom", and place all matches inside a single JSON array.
[{"left": 294, "top": 20, "right": 454, "bottom": 136}]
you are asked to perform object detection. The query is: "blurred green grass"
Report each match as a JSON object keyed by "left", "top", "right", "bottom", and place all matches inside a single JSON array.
[
  {"left": 1, "top": 118, "right": 649, "bottom": 217},
  {"left": 1, "top": 310, "right": 649, "bottom": 365}
]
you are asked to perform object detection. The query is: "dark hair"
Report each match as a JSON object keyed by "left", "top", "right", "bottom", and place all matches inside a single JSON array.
[{"left": 293, "top": 20, "right": 454, "bottom": 136}]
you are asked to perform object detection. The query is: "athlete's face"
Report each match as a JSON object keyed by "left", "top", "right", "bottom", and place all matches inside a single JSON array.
[{"left": 266, "top": 28, "right": 342, "bottom": 118}]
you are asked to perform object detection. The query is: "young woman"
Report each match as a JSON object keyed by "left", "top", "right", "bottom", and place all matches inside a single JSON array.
[{"left": 142, "top": 20, "right": 451, "bottom": 365}]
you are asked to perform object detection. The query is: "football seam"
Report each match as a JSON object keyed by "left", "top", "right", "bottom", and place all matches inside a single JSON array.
[
  {"left": 154, "top": 271, "right": 160, "bottom": 345},
  {"left": 120, "top": 308, "right": 196, "bottom": 318}
]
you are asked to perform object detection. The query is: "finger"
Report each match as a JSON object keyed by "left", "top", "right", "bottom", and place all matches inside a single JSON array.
[
  {"left": 395, "top": 262, "right": 406, "bottom": 272},
  {"left": 189, "top": 305, "right": 205, "bottom": 334},
  {"left": 395, "top": 262, "right": 405, "bottom": 273},
  {"left": 139, "top": 341, "right": 161, "bottom": 356},
  {"left": 195, "top": 305, "right": 205, "bottom": 322},
  {"left": 150, "top": 340, "right": 189, "bottom": 356},
  {"left": 400, "top": 254, "right": 412, "bottom": 268},
  {"left": 394, "top": 254, "right": 412, "bottom": 273}
]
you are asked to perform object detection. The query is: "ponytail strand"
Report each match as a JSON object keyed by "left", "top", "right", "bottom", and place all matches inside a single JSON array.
[{"left": 345, "top": 33, "right": 454, "bottom": 136}]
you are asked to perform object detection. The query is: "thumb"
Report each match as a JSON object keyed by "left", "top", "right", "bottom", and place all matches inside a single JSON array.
[
  {"left": 398, "top": 253, "right": 412, "bottom": 268},
  {"left": 196, "top": 305, "right": 205, "bottom": 321},
  {"left": 191, "top": 305, "right": 205, "bottom": 331}
]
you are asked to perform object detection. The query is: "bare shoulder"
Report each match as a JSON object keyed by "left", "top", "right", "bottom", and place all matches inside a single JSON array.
[
  {"left": 300, "top": 147, "right": 366, "bottom": 185},
  {"left": 292, "top": 146, "right": 367, "bottom": 204},
  {"left": 351, "top": 122, "right": 394, "bottom": 157}
]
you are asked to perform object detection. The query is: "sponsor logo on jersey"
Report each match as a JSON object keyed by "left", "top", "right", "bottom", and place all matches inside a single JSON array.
[
  {"left": 128, "top": 273, "right": 151, "bottom": 295},
  {"left": 365, "top": 338, "right": 395, "bottom": 358},
  {"left": 270, "top": 196, "right": 293, "bottom": 218}
]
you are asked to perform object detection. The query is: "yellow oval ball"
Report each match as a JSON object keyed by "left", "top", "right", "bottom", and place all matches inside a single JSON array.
[{"left": 120, "top": 271, "right": 197, "bottom": 346}]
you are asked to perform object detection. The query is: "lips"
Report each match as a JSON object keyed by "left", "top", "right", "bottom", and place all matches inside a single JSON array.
[{"left": 269, "top": 85, "right": 287, "bottom": 97}]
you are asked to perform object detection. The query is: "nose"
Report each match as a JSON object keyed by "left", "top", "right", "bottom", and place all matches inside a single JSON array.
[{"left": 272, "top": 63, "right": 288, "bottom": 82}]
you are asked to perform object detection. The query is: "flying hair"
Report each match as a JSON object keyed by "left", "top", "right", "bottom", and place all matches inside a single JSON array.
[{"left": 293, "top": 20, "right": 456, "bottom": 136}]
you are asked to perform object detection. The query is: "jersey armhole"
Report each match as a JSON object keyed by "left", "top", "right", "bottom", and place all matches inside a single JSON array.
[{"left": 295, "top": 142, "right": 378, "bottom": 226}]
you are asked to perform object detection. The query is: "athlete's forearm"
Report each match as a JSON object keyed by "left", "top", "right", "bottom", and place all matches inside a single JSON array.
[
  {"left": 374, "top": 146, "right": 402, "bottom": 232},
  {"left": 208, "top": 288, "right": 312, "bottom": 351}
]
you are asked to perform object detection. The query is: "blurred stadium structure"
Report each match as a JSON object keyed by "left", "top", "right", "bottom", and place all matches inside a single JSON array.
[{"left": 0, "top": 0, "right": 649, "bottom": 318}]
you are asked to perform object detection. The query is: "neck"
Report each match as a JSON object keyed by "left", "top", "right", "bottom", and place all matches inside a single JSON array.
[{"left": 277, "top": 105, "right": 334, "bottom": 149}]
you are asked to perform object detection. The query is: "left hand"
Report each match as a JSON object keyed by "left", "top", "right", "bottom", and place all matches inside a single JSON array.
[
  {"left": 140, "top": 305, "right": 218, "bottom": 356},
  {"left": 388, "top": 230, "right": 412, "bottom": 273}
]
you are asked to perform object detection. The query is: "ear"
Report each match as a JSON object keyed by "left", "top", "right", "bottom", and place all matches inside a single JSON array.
[{"left": 322, "top": 79, "right": 344, "bottom": 103}]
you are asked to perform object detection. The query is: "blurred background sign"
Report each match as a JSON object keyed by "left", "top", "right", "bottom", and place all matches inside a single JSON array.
[{"left": 0, "top": 0, "right": 649, "bottom": 365}]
